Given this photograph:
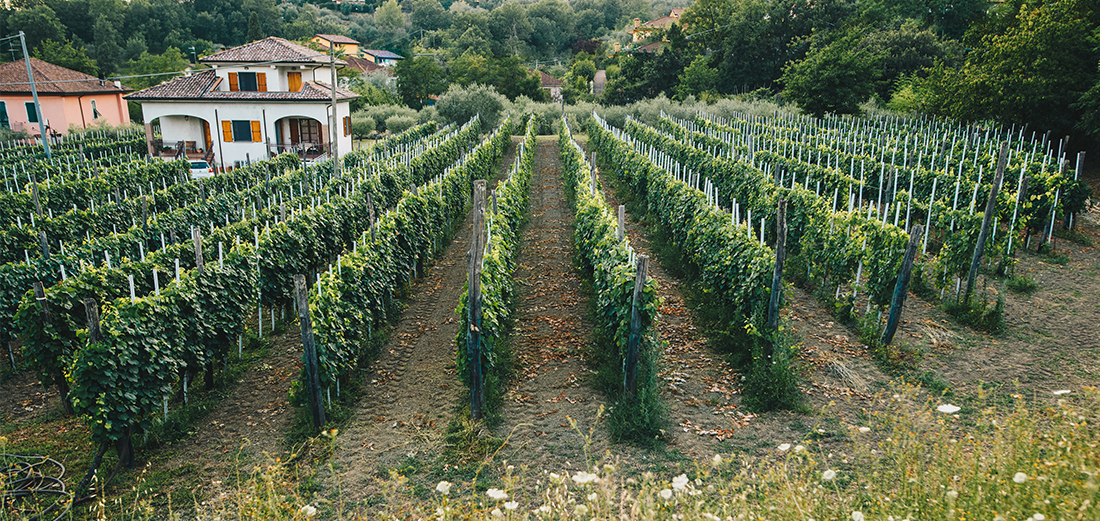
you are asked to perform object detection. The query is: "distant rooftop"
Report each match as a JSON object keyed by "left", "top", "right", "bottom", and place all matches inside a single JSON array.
[
  {"left": 0, "top": 58, "right": 130, "bottom": 95},
  {"left": 201, "top": 37, "right": 345, "bottom": 65},
  {"left": 314, "top": 34, "right": 360, "bottom": 45},
  {"left": 125, "top": 70, "right": 358, "bottom": 102},
  {"left": 362, "top": 50, "right": 404, "bottom": 60}
]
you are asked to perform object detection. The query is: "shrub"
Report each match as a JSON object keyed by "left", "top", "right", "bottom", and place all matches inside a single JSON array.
[
  {"left": 1006, "top": 275, "right": 1039, "bottom": 295},
  {"left": 383, "top": 115, "right": 416, "bottom": 134},
  {"left": 435, "top": 84, "right": 507, "bottom": 130},
  {"left": 349, "top": 113, "right": 375, "bottom": 137}
]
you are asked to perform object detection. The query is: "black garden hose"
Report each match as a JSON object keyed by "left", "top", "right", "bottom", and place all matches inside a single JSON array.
[{"left": 1, "top": 453, "right": 72, "bottom": 521}]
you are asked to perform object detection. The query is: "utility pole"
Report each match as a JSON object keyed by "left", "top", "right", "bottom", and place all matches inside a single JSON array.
[
  {"left": 19, "top": 32, "right": 50, "bottom": 159},
  {"left": 329, "top": 43, "right": 339, "bottom": 178}
]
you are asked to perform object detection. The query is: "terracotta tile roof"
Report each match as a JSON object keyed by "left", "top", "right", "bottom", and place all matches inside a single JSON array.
[
  {"left": 636, "top": 41, "right": 668, "bottom": 53},
  {"left": 0, "top": 58, "right": 130, "bottom": 95},
  {"left": 124, "top": 70, "right": 219, "bottom": 99},
  {"left": 362, "top": 50, "right": 404, "bottom": 60},
  {"left": 201, "top": 37, "right": 344, "bottom": 65},
  {"left": 345, "top": 55, "right": 393, "bottom": 75},
  {"left": 314, "top": 34, "right": 360, "bottom": 45},
  {"left": 632, "top": 9, "right": 687, "bottom": 32},
  {"left": 125, "top": 70, "right": 358, "bottom": 101},
  {"left": 534, "top": 70, "right": 562, "bottom": 87}
]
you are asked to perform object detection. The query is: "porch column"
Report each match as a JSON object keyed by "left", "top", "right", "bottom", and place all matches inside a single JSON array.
[{"left": 144, "top": 122, "right": 155, "bottom": 157}]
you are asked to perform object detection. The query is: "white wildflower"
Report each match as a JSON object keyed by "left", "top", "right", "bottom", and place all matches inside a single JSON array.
[
  {"left": 947, "top": 490, "right": 958, "bottom": 500},
  {"left": 672, "top": 474, "right": 689, "bottom": 491},
  {"left": 490, "top": 508, "right": 502, "bottom": 517},
  {"left": 436, "top": 481, "right": 452, "bottom": 495},
  {"left": 504, "top": 501, "right": 518, "bottom": 511},
  {"left": 659, "top": 488, "right": 673, "bottom": 499},
  {"left": 486, "top": 488, "right": 507, "bottom": 501},
  {"left": 852, "top": 511, "right": 865, "bottom": 521},
  {"left": 299, "top": 505, "right": 317, "bottom": 517},
  {"left": 572, "top": 471, "right": 599, "bottom": 485},
  {"left": 822, "top": 469, "right": 836, "bottom": 481},
  {"left": 937, "top": 404, "right": 961, "bottom": 414},
  {"left": 777, "top": 443, "right": 791, "bottom": 451},
  {"left": 1053, "top": 390, "right": 1071, "bottom": 395},
  {"left": 1014, "top": 472, "right": 1028, "bottom": 484},
  {"left": 1032, "top": 514, "right": 1046, "bottom": 521},
  {"left": 858, "top": 427, "right": 871, "bottom": 433},
  {"left": 712, "top": 454, "right": 723, "bottom": 465},
  {"left": 575, "top": 504, "right": 588, "bottom": 515}
]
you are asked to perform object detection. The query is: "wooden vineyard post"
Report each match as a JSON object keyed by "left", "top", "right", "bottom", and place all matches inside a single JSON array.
[
  {"left": 35, "top": 281, "right": 71, "bottom": 414},
  {"left": 468, "top": 180, "right": 487, "bottom": 419},
  {"left": 141, "top": 196, "right": 149, "bottom": 237},
  {"left": 590, "top": 154, "right": 598, "bottom": 196},
  {"left": 1007, "top": 176, "right": 1029, "bottom": 256},
  {"left": 625, "top": 254, "right": 649, "bottom": 396},
  {"left": 74, "top": 298, "right": 108, "bottom": 500},
  {"left": 367, "top": 192, "right": 376, "bottom": 242},
  {"left": 38, "top": 230, "right": 49, "bottom": 260},
  {"left": 294, "top": 274, "right": 326, "bottom": 429},
  {"left": 881, "top": 225, "right": 925, "bottom": 347},
  {"left": 766, "top": 198, "right": 788, "bottom": 358},
  {"left": 618, "top": 205, "right": 625, "bottom": 241},
  {"left": 965, "top": 143, "right": 1007, "bottom": 304},
  {"left": 30, "top": 179, "right": 43, "bottom": 217},
  {"left": 193, "top": 227, "right": 204, "bottom": 275}
]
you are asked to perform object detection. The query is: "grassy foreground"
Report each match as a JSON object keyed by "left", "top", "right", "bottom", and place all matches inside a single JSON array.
[{"left": 10, "top": 383, "right": 1092, "bottom": 520}]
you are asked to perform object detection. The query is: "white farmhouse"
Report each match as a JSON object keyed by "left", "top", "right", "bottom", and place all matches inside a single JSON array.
[{"left": 127, "top": 37, "right": 358, "bottom": 170}]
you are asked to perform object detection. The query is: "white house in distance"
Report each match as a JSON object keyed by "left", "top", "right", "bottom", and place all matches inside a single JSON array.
[
  {"left": 361, "top": 49, "right": 403, "bottom": 67},
  {"left": 126, "top": 37, "right": 358, "bottom": 169}
]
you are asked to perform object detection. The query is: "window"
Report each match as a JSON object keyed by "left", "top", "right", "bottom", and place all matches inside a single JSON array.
[
  {"left": 237, "top": 72, "right": 257, "bottom": 91},
  {"left": 222, "top": 120, "right": 262, "bottom": 142},
  {"left": 25, "top": 102, "right": 37, "bottom": 123},
  {"left": 90, "top": 100, "right": 100, "bottom": 120},
  {"left": 288, "top": 72, "right": 302, "bottom": 92},
  {"left": 0, "top": 102, "right": 8, "bottom": 129},
  {"left": 343, "top": 116, "right": 351, "bottom": 137},
  {"left": 228, "top": 72, "right": 267, "bottom": 92}
]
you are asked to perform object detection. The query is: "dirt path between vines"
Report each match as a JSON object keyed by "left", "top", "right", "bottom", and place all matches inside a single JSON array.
[
  {"left": 490, "top": 137, "right": 608, "bottom": 476},
  {"left": 324, "top": 137, "right": 521, "bottom": 507}
]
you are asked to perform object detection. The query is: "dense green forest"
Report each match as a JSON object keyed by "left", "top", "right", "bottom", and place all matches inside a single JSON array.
[{"left": 3, "top": 0, "right": 1099, "bottom": 145}]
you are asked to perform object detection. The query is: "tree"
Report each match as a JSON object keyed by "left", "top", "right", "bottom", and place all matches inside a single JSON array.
[
  {"left": 93, "top": 14, "right": 123, "bottom": 75},
  {"left": 394, "top": 55, "right": 447, "bottom": 109},
  {"left": 119, "top": 47, "right": 190, "bottom": 91},
  {"left": 376, "top": 0, "right": 406, "bottom": 33},
  {"left": 411, "top": 0, "right": 451, "bottom": 32},
  {"left": 121, "top": 35, "right": 148, "bottom": 63},
  {"left": 490, "top": 56, "right": 542, "bottom": 100},
  {"left": 247, "top": 12, "right": 264, "bottom": 42},
  {"left": 781, "top": 33, "right": 877, "bottom": 117},
  {"left": 488, "top": 1, "right": 531, "bottom": 55},
  {"left": 34, "top": 39, "right": 98, "bottom": 76},
  {"left": 449, "top": 50, "right": 492, "bottom": 85},
  {"left": 675, "top": 55, "right": 717, "bottom": 100},
  {"left": 435, "top": 83, "right": 506, "bottom": 129},
  {"left": 8, "top": 5, "right": 65, "bottom": 51},
  {"left": 907, "top": 0, "right": 1099, "bottom": 138}
]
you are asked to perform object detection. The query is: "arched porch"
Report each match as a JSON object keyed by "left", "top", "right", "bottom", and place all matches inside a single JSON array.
[
  {"left": 147, "top": 114, "right": 215, "bottom": 163},
  {"left": 271, "top": 115, "right": 330, "bottom": 161}
]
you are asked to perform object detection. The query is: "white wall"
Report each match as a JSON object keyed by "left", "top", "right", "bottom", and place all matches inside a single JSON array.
[{"left": 140, "top": 100, "right": 354, "bottom": 169}]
